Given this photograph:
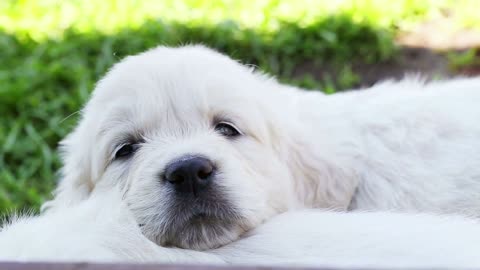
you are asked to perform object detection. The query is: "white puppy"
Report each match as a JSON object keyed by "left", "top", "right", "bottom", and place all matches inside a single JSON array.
[
  {"left": 43, "top": 45, "right": 480, "bottom": 250},
  {"left": 3, "top": 188, "right": 480, "bottom": 268}
]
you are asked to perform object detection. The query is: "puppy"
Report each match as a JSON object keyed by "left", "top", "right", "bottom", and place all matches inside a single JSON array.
[
  {"left": 43, "top": 45, "right": 480, "bottom": 249},
  {"left": 4, "top": 187, "right": 480, "bottom": 268}
]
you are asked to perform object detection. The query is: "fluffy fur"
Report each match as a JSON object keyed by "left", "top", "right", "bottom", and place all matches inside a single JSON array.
[
  {"left": 4, "top": 188, "right": 480, "bottom": 268},
  {"left": 43, "top": 45, "right": 480, "bottom": 249},
  {"left": 0, "top": 188, "right": 220, "bottom": 263}
]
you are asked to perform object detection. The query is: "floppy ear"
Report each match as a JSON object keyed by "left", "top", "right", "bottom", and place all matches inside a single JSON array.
[
  {"left": 275, "top": 121, "right": 360, "bottom": 211},
  {"left": 41, "top": 120, "right": 95, "bottom": 212},
  {"left": 256, "top": 84, "right": 360, "bottom": 211}
]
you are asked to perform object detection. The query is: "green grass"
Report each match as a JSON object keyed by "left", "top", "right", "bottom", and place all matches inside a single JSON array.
[{"left": 1, "top": 0, "right": 479, "bottom": 213}]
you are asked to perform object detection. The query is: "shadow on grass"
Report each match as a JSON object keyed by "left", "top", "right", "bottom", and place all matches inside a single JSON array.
[{"left": 0, "top": 15, "right": 400, "bottom": 212}]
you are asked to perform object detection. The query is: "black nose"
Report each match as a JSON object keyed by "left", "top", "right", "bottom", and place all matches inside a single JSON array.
[{"left": 164, "top": 156, "right": 215, "bottom": 196}]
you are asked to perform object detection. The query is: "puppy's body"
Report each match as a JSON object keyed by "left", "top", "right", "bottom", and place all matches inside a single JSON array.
[
  {"left": 221, "top": 211, "right": 480, "bottom": 268},
  {"left": 4, "top": 189, "right": 480, "bottom": 268},
  {"left": 290, "top": 78, "right": 480, "bottom": 216},
  {"left": 44, "top": 45, "right": 480, "bottom": 249}
]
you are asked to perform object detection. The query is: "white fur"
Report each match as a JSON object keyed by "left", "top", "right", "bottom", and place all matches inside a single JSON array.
[
  {"left": 0, "top": 188, "right": 219, "bottom": 263},
  {"left": 4, "top": 189, "right": 480, "bottom": 268},
  {"left": 43, "top": 45, "right": 480, "bottom": 249}
]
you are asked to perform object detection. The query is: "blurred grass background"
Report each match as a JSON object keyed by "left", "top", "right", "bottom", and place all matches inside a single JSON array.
[{"left": 1, "top": 0, "right": 480, "bottom": 213}]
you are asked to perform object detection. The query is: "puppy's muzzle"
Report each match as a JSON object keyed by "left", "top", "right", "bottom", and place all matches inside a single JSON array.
[{"left": 163, "top": 155, "right": 215, "bottom": 197}]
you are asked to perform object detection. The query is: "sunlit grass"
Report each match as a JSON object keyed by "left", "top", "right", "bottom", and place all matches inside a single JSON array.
[{"left": 2, "top": 0, "right": 477, "bottom": 41}]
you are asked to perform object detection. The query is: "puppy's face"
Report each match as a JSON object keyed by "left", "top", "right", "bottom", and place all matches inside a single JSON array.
[{"left": 58, "top": 46, "right": 300, "bottom": 250}]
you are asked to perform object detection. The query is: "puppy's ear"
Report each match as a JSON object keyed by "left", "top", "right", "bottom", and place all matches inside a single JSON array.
[
  {"left": 279, "top": 126, "right": 359, "bottom": 210},
  {"left": 41, "top": 122, "right": 95, "bottom": 212}
]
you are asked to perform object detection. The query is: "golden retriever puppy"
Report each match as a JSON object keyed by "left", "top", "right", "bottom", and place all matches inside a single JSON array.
[{"left": 43, "top": 45, "right": 480, "bottom": 249}]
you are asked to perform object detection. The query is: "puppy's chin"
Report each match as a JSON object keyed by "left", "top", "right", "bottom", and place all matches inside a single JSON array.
[
  {"left": 138, "top": 192, "right": 247, "bottom": 250},
  {"left": 162, "top": 216, "right": 243, "bottom": 250},
  {"left": 141, "top": 212, "right": 245, "bottom": 250}
]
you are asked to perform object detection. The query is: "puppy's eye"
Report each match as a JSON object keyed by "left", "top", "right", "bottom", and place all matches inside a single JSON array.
[
  {"left": 114, "top": 143, "right": 139, "bottom": 160},
  {"left": 215, "top": 122, "right": 242, "bottom": 138}
]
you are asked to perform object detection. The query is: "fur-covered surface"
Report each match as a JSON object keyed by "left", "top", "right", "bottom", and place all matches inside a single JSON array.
[{"left": 3, "top": 188, "right": 480, "bottom": 268}]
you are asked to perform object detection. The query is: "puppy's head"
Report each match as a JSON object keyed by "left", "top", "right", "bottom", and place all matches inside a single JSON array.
[
  {"left": 45, "top": 45, "right": 357, "bottom": 250},
  {"left": 45, "top": 46, "right": 302, "bottom": 250}
]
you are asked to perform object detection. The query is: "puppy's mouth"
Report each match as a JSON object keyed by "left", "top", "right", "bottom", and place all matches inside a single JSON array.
[{"left": 140, "top": 193, "right": 246, "bottom": 250}]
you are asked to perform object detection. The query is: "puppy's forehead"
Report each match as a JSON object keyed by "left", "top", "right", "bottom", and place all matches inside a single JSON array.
[
  {"left": 96, "top": 46, "right": 260, "bottom": 101},
  {"left": 89, "top": 46, "right": 267, "bottom": 132}
]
